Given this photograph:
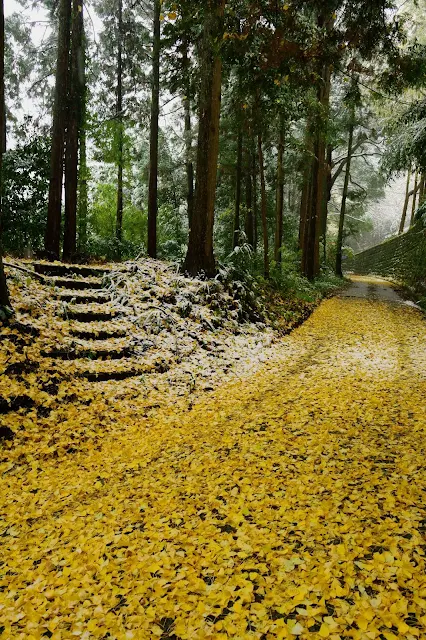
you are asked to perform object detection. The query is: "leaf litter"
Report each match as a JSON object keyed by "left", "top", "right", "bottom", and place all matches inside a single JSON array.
[{"left": 1, "top": 267, "right": 426, "bottom": 639}]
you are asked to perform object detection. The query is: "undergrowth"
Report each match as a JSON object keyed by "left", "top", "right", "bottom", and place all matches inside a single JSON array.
[{"left": 219, "top": 243, "right": 345, "bottom": 333}]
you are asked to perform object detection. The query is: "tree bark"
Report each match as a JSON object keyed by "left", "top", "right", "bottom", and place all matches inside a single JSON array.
[
  {"left": 78, "top": 25, "right": 88, "bottom": 255},
  {"left": 301, "top": 62, "right": 331, "bottom": 280},
  {"left": 183, "top": 41, "right": 194, "bottom": 227},
  {"left": 183, "top": 0, "right": 225, "bottom": 276},
  {"left": 63, "top": 0, "right": 83, "bottom": 262},
  {"left": 252, "top": 145, "right": 258, "bottom": 250},
  {"left": 45, "top": 0, "right": 71, "bottom": 260},
  {"left": 418, "top": 174, "right": 425, "bottom": 207},
  {"left": 410, "top": 170, "right": 419, "bottom": 226},
  {"left": 148, "top": 0, "right": 161, "bottom": 258},
  {"left": 399, "top": 167, "right": 412, "bottom": 235},
  {"left": 258, "top": 131, "right": 269, "bottom": 279},
  {"left": 244, "top": 140, "right": 254, "bottom": 247},
  {"left": 115, "top": 0, "right": 124, "bottom": 255},
  {"left": 274, "top": 118, "right": 285, "bottom": 264},
  {"left": 0, "top": 0, "right": 10, "bottom": 309},
  {"left": 336, "top": 104, "right": 355, "bottom": 278},
  {"left": 233, "top": 124, "right": 243, "bottom": 248},
  {"left": 323, "top": 142, "right": 333, "bottom": 262},
  {"left": 298, "top": 142, "right": 313, "bottom": 253}
]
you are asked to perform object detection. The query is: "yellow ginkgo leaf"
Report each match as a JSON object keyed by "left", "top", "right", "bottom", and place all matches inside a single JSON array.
[{"left": 319, "top": 623, "right": 330, "bottom": 638}]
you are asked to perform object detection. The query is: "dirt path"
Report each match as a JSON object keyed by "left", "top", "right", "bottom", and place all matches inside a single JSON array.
[
  {"left": 1, "top": 286, "right": 426, "bottom": 639},
  {"left": 340, "top": 275, "right": 419, "bottom": 307}
]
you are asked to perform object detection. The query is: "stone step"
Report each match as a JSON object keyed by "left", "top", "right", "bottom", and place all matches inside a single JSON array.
[
  {"left": 41, "top": 346, "right": 133, "bottom": 361},
  {"left": 69, "top": 328, "right": 127, "bottom": 340},
  {"left": 81, "top": 369, "right": 144, "bottom": 382},
  {"left": 34, "top": 262, "right": 110, "bottom": 278},
  {"left": 60, "top": 310, "right": 117, "bottom": 322},
  {"left": 57, "top": 292, "right": 111, "bottom": 304},
  {"left": 52, "top": 278, "right": 104, "bottom": 290}
]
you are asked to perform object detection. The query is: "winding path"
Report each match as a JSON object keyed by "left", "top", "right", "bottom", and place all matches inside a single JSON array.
[{"left": 1, "top": 279, "right": 426, "bottom": 639}]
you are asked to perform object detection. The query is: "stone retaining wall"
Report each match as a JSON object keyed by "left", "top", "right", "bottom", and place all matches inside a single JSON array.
[{"left": 348, "top": 225, "right": 426, "bottom": 291}]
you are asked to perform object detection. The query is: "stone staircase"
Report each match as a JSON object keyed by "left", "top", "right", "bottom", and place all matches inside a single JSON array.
[{"left": 34, "top": 262, "right": 145, "bottom": 382}]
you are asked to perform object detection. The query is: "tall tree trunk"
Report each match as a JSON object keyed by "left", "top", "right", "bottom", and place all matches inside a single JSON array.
[
  {"left": 183, "top": 41, "right": 194, "bottom": 227},
  {"left": 252, "top": 145, "right": 258, "bottom": 251},
  {"left": 0, "top": 0, "right": 10, "bottom": 309},
  {"left": 115, "top": 0, "right": 124, "bottom": 255},
  {"left": 63, "top": 0, "right": 83, "bottom": 262},
  {"left": 78, "top": 25, "right": 88, "bottom": 255},
  {"left": 258, "top": 132, "right": 269, "bottom": 278},
  {"left": 244, "top": 140, "right": 254, "bottom": 247},
  {"left": 336, "top": 104, "right": 355, "bottom": 277},
  {"left": 298, "top": 141, "right": 313, "bottom": 254},
  {"left": 410, "top": 170, "right": 419, "bottom": 226},
  {"left": 183, "top": 0, "right": 225, "bottom": 276},
  {"left": 301, "top": 62, "right": 331, "bottom": 279},
  {"left": 325, "top": 143, "right": 333, "bottom": 211},
  {"left": 274, "top": 118, "right": 285, "bottom": 264},
  {"left": 418, "top": 174, "right": 425, "bottom": 207},
  {"left": 323, "top": 142, "right": 333, "bottom": 262},
  {"left": 233, "top": 124, "right": 243, "bottom": 248},
  {"left": 399, "top": 167, "right": 412, "bottom": 235},
  {"left": 45, "top": 0, "right": 71, "bottom": 260},
  {"left": 148, "top": 0, "right": 161, "bottom": 258}
]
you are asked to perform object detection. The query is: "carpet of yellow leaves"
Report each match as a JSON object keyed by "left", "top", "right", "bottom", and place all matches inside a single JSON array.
[{"left": 1, "top": 296, "right": 426, "bottom": 640}]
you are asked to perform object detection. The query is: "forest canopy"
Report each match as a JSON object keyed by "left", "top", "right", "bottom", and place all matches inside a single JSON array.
[{"left": 1, "top": 0, "right": 426, "bottom": 308}]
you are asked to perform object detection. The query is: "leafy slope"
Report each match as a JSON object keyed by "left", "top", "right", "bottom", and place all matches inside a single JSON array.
[
  {"left": 1, "top": 297, "right": 426, "bottom": 639},
  {"left": 1, "top": 259, "right": 318, "bottom": 416}
]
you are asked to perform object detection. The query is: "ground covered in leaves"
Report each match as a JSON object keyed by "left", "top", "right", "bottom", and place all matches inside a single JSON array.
[
  {"left": 1, "top": 283, "right": 426, "bottom": 639},
  {"left": 0, "top": 258, "right": 319, "bottom": 424}
]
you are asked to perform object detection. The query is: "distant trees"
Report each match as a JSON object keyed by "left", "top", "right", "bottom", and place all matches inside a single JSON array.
[
  {"left": 94, "top": 0, "right": 149, "bottom": 258},
  {"left": 2, "top": 0, "right": 425, "bottom": 293}
]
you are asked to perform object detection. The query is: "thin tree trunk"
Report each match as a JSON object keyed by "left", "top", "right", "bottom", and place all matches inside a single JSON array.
[
  {"left": 274, "top": 118, "right": 285, "bottom": 264},
  {"left": 0, "top": 0, "right": 10, "bottom": 309},
  {"left": 63, "top": 0, "right": 83, "bottom": 262},
  {"left": 419, "top": 174, "right": 425, "bottom": 207},
  {"left": 399, "top": 167, "right": 412, "bottom": 235},
  {"left": 45, "top": 0, "right": 71, "bottom": 260},
  {"left": 78, "top": 26, "right": 88, "bottom": 255},
  {"left": 183, "top": 0, "right": 225, "bottom": 276},
  {"left": 410, "top": 170, "right": 419, "bottom": 226},
  {"left": 315, "top": 64, "right": 331, "bottom": 272},
  {"left": 233, "top": 124, "right": 243, "bottom": 248},
  {"left": 325, "top": 143, "right": 333, "bottom": 211},
  {"left": 115, "top": 0, "right": 123, "bottom": 255},
  {"left": 323, "top": 142, "right": 333, "bottom": 262},
  {"left": 148, "top": 0, "right": 161, "bottom": 258},
  {"left": 244, "top": 141, "right": 254, "bottom": 247},
  {"left": 252, "top": 145, "right": 258, "bottom": 251},
  {"left": 336, "top": 104, "right": 355, "bottom": 277},
  {"left": 183, "top": 41, "right": 194, "bottom": 227},
  {"left": 258, "top": 132, "right": 269, "bottom": 279},
  {"left": 299, "top": 148, "right": 312, "bottom": 253}
]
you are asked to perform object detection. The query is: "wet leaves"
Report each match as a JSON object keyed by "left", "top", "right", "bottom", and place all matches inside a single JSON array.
[{"left": 1, "top": 277, "right": 426, "bottom": 638}]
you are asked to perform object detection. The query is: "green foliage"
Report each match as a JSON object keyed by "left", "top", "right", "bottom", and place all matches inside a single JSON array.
[
  {"left": 223, "top": 242, "right": 343, "bottom": 307},
  {"left": 1, "top": 122, "right": 50, "bottom": 254},
  {"left": 383, "top": 97, "right": 426, "bottom": 173},
  {"left": 87, "top": 182, "right": 147, "bottom": 259}
]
